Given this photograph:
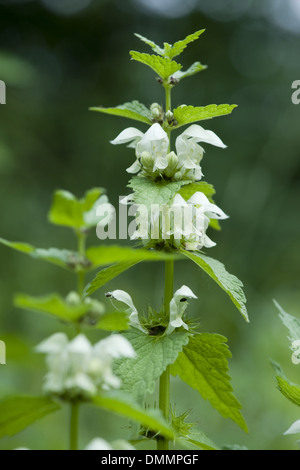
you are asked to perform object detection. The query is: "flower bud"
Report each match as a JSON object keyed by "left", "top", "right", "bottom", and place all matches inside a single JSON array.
[
  {"left": 166, "top": 151, "right": 178, "bottom": 169},
  {"left": 165, "top": 110, "right": 174, "bottom": 121},
  {"left": 66, "top": 291, "right": 81, "bottom": 305},
  {"left": 140, "top": 151, "right": 155, "bottom": 169}
]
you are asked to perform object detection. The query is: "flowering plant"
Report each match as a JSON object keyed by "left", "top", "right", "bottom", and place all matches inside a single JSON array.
[{"left": 0, "top": 29, "right": 248, "bottom": 451}]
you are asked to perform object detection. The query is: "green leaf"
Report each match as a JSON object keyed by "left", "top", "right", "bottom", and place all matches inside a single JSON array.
[
  {"left": 134, "top": 30, "right": 205, "bottom": 60},
  {"left": 165, "top": 30, "right": 206, "bottom": 60},
  {"left": 14, "top": 293, "right": 89, "bottom": 323},
  {"left": 134, "top": 33, "right": 164, "bottom": 56},
  {"left": 130, "top": 51, "right": 182, "bottom": 80},
  {"left": 93, "top": 392, "right": 175, "bottom": 440},
  {"left": 48, "top": 187, "right": 105, "bottom": 229},
  {"left": 275, "top": 375, "right": 300, "bottom": 407},
  {"left": 170, "top": 334, "right": 247, "bottom": 432},
  {"left": 0, "top": 395, "right": 61, "bottom": 439},
  {"left": 0, "top": 238, "right": 88, "bottom": 272},
  {"left": 172, "top": 62, "right": 207, "bottom": 81},
  {"left": 85, "top": 246, "right": 179, "bottom": 296},
  {"left": 90, "top": 101, "right": 152, "bottom": 125},
  {"left": 181, "top": 250, "right": 248, "bottom": 322},
  {"left": 113, "top": 329, "right": 190, "bottom": 403},
  {"left": 173, "top": 104, "right": 237, "bottom": 128},
  {"left": 96, "top": 311, "right": 129, "bottom": 331},
  {"left": 274, "top": 300, "right": 300, "bottom": 346},
  {"left": 179, "top": 181, "right": 221, "bottom": 231},
  {"left": 177, "top": 433, "right": 220, "bottom": 451},
  {"left": 86, "top": 245, "right": 178, "bottom": 267},
  {"left": 128, "top": 176, "right": 189, "bottom": 206},
  {"left": 84, "top": 261, "right": 140, "bottom": 297}
]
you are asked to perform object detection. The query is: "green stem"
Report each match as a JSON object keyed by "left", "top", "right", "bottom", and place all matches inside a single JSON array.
[
  {"left": 157, "top": 260, "right": 174, "bottom": 451},
  {"left": 70, "top": 402, "right": 80, "bottom": 451},
  {"left": 76, "top": 230, "right": 86, "bottom": 297},
  {"left": 164, "top": 83, "right": 172, "bottom": 152}
]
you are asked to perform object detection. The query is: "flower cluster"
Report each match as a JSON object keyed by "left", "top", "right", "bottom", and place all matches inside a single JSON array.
[
  {"left": 107, "top": 285, "right": 197, "bottom": 335},
  {"left": 124, "top": 190, "right": 228, "bottom": 251},
  {"left": 111, "top": 122, "right": 226, "bottom": 182},
  {"left": 36, "top": 333, "right": 135, "bottom": 400}
]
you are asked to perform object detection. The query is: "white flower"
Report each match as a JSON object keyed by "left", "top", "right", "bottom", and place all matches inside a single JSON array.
[
  {"left": 166, "top": 285, "right": 198, "bottom": 335},
  {"left": 85, "top": 438, "right": 135, "bottom": 450},
  {"left": 36, "top": 333, "right": 136, "bottom": 399},
  {"left": 108, "top": 286, "right": 197, "bottom": 336},
  {"left": 106, "top": 290, "right": 147, "bottom": 333},
  {"left": 284, "top": 420, "right": 300, "bottom": 435},
  {"left": 130, "top": 191, "right": 228, "bottom": 251},
  {"left": 111, "top": 123, "right": 226, "bottom": 181}
]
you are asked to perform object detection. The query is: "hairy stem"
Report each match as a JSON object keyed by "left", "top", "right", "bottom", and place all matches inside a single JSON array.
[
  {"left": 76, "top": 230, "right": 86, "bottom": 297},
  {"left": 157, "top": 260, "right": 174, "bottom": 451},
  {"left": 70, "top": 402, "right": 80, "bottom": 451}
]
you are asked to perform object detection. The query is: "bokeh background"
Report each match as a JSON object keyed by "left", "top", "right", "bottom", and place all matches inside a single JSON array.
[{"left": 0, "top": 0, "right": 300, "bottom": 451}]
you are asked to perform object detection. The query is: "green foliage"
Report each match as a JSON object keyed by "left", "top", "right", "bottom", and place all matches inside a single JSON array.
[
  {"left": 0, "top": 238, "right": 87, "bottom": 271},
  {"left": 130, "top": 51, "right": 182, "bottom": 80},
  {"left": 14, "top": 292, "right": 128, "bottom": 330},
  {"left": 172, "top": 62, "right": 207, "bottom": 81},
  {"left": 134, "top": 29, "right": 205, "bottom": 60},
  {"left": 86, "top": 244, "right": 178, "bottom": 266},
  {"left": 173, "top": 104, "right": 237, "bottom": 128},
  {"left": 85, "top": 261, "right": 140, "bottom": 296},
  {"left": 128, "top": 176, "right": 189, "bottom": 206},
  {"left": 274, "top": 300, "right": 300, "bottom": 346},
  {"left": 113, "top": 328, "right": 190, "bottom": 402},
  {"left": 93, "top": 392, "right": 176, "bottom": 440},
  {"left": 181, "top": 250, "right": 248, "bottom": 322},
  {"left": 276, "top": 376, "right": 300, "bottom": 408},
  {"left": 48, "top": 188, "right": 105, "bottom": 230},
  {"left": 0, "top": 396, "right": 61, "bottom": 440},
  {"left": 90, "top": 101, "right": 152, "bottom": 125},
  {"left": 170, "top": 334, "right": 247, "bottom": 431}
]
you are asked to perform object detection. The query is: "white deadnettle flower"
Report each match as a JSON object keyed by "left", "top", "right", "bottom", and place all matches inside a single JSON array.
[
  {"left": 130, "top": 191, "right": 228, "bottom": 251},
  {"left": 284, "top": 420, "right": 300, "bottom": 435},
  {"left": 166, "top": 285, "right": 198, "bottom": 335},
  {"left": 106, "top": 290, "right": 147, "bottom": 333},
  {"left": 85, "top": 438, "right": 135, "bottom": 451},
  {"left": 36, "top": 333, "right": 135, "bottom": 399},
  {"left": 108, "top": 286, "right": 197, "bottom": 336},
  {"left": 111, "top": 123, "right": 226, "bottom": 181}
]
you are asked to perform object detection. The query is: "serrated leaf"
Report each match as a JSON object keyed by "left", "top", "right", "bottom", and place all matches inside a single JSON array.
[
  {"left": 96, "top": 311, "right": 129, "bottom": 331},
  {"left": 0, "top": 237, "right": 88, "bottom": 272},
  {"left": 130, "top": 51, "right": 182, "bottom": 80},
  {"left": 128, "top": 176, "right": 189, "bottom": 206},
  {"left": 93, "top": 392, "right": 176, "bottom": 440},
  {"left": 173, "top": 104, "right": 237, "bottom": 128},
  {"left": 90, "top": 101, "right": 152, "bottom": 125},
  {"left": 274, "top": 300, "right": 300, "bottom": 347},
  {"left": 165, "top": 30, "right": 206, "bottom": 60},
  {"left": 172, "top": 62, "right": 207, "bottom": 81},
  {"left": 276, "top": 375, "right": 300, "bottom": 407},
  {"left": 179, "top": 182, "right": 221, "bottom": 231},
  {"left": 134, "top": 33, "right": 164, "bottom": 56},
  {"left": 48, "top": 187, "right": 105, "bottom": 229},
  {"left": 113, "top": 329, "right": 190, "bottom": 403},
  {"left": 181, "top": 250, "right": 248, "bottom": 322},
  {"left": 84, "top": 261, "right": 140, "bottom": 297},
  {"left": 0, "top": 395, "right": 61, "bottom": 439},
  {"left": 85, "top": 246, "right": 179, "bottom": 296},
  {"left": 86, "top": 245, "right": 178, "bottom": 267},
  {"left": 177, "top": 433, "right": 220, "bottom": 451},
  {"left": 14, "top": 293, "right": 89, "bottom": 322},
  {"left": 170, "top": 334, "right": 247, "bottom": 432}
]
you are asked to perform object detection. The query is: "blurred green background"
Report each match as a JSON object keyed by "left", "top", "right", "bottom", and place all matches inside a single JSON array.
[{"left": 0, "top": 0, "right": 300, "bottom": 451}]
